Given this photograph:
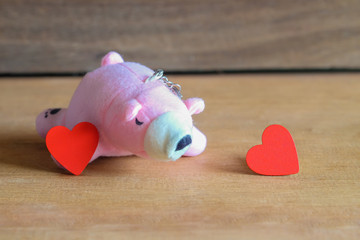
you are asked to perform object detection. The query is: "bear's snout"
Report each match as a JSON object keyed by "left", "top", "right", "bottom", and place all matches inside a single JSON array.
[{"left": 144, "top": 111, "right": 193, "bottom": 161}]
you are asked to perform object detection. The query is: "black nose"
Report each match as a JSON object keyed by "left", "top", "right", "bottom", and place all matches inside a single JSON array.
[{"left": 175, "top": 135, "right": 192, "bottom": 151}]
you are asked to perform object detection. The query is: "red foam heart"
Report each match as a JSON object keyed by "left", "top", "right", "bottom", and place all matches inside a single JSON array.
[
  {"left": 246, "top": 125, "right": 299, "bottom": 176},
  {"left": 46, "top": 122, "right": 99, "bottom": 175}
]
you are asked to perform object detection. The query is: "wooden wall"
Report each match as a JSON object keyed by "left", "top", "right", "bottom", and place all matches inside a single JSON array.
[{"left": 1, "top": 0, "right": 360, "bottom": 74}]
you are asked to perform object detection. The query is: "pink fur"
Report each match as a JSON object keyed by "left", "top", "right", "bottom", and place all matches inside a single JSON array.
[
  {"left": 101, "top": 51, "right": 124, "bottom": 66},
  {"left": 36, "top": 52, "right": 206, "bottom": 164}
]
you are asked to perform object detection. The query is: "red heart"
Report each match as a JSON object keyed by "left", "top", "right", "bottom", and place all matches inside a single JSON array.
[
  {"left": 246, "top": 125, "right": 299, "bottom": 176},
  {"left": 46, "top": 122, "right": 99, "bottom": 175}
]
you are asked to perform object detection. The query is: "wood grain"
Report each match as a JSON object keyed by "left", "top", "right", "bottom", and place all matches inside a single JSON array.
[
  {"left": 1, "top": 0, "right": 360, "bottom": 73},
  {"left": 0, "top": 74, "right": 359, "bottom": 239}
]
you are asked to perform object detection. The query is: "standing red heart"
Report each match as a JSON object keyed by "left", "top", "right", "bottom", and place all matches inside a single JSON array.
[
  {"left": 46, "top": 122, "right": 99, "bottom": 175},
  {"left": 246, "top": 125, "right": 299, "bottom": 176}
]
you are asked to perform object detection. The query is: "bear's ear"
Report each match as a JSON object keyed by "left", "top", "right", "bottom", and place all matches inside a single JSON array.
[
  {"left": 183, "top": 98, "right": 205, "bottom": 115},
  {"left": 101, "top": 51, "right": 124, "bottom": 66},
  {"left": 123, "top": 99, "right": 142, "bottom": 121}
]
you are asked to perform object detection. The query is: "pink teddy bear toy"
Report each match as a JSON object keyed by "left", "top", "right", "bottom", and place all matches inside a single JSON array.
[{"left": 36, "top": 52, "right": 207, "bottom": 165}]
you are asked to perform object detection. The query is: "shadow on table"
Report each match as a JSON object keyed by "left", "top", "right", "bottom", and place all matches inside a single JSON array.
[
  {"left": 229, "top": 157, "right": 257, "bottom": 175},
  {"left": 199, "top": 150, "right": 257, "bottom": 175},
  {"left": 0, "top": 134, "right": 256, "bottom": 176},
  {"left": 212, "top": 156, "right": 257, "bottom": 175},
  {"left": 0, "top": 134, "right": 58, "bottom": 173},
  {"left": 0, "top": 133, "right": 138, "bottom": 175},
  {"left": 235, "top": 157, "right": 257, "bottom": 175}
]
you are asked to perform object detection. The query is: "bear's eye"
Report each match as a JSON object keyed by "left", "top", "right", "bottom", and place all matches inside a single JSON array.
[{"left": 135, "top": 118, "right": 143, "bottom": 126}]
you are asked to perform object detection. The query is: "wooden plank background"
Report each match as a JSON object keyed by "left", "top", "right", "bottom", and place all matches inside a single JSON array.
[{"left": 1, "top": 0, "right": 360, "bottom": 74}]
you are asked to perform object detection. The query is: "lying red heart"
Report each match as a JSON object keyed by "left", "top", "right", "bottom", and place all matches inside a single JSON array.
[
  {"left": 46, "top": 122, "right": 99, "bottom": 175},
  {"left": 246, "top": 125, "right": 299, "bottom": 176}
]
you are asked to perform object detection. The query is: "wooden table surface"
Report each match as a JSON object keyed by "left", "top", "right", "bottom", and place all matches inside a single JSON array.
[{"left": 0, "top": 74, "right": 359, "bottom": 239}]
